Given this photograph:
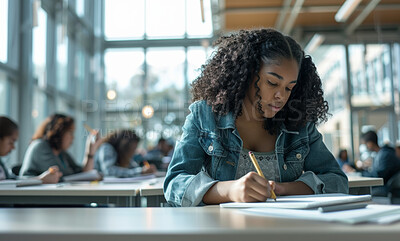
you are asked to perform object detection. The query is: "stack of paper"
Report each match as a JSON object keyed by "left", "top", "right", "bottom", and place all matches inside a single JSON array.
[
  {"left": 240, "top": 204, "right": 400, "bottom": 224},
  {"left": 220, "top": 193, "right": 372, "bottom": 209},
  {"left": 0, "top": 179, "right": 42, "bottom": 188},
  {"left": 103, "top": 174, "right": 156, "bottom": 183},
  {"left": 220, "top": 194, "right": 400, "bottom": 224},
  {"left": 63, "top": 170, "right": 103, "bottom": 182}
]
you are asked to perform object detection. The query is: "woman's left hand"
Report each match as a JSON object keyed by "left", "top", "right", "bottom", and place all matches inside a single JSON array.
[{"left": 85, "top": 130, "right": 103, "bottom": 157}]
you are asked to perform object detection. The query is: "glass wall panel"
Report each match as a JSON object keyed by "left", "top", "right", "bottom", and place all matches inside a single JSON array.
[
  {"left": 349, "top": 45, "right": 366, "bottom": 95},
  {"left": 104, "top": 48, "right": 144, "bottom": 108},
  {"left": 56, "top": 24, "right": 69, "bottom": 92},
  {"left": 0, "top": 74, "right": 8, "bottom": 115},
  {"left": 32, "top": 88, "right": 47, "bottom": 130},
  {"left": 105, "top": 0, "right": 145, "bottom": 40},
  {"left": 146, "top": 0, "right": 185, "bottom": 39},
  {"left": 76, "top": 45, "right": 86, "bottom": 99},
  {"left": 32, "top": 7, "right": 47, "bottom": 88},
  {"left": 0, "top": 0, "right": 8, "bottom": 63},
  {"left": 186, "top": 0, "right": 213, "bottom": 38},
  {"left": 187, "top": 46, "right": 208, "bottom": 84},
  {"left": 146, "top": 47, "right": 185, "bottom": 108},
  {"left": 76, "top": 0, "right": 85, "bottom": 17}
]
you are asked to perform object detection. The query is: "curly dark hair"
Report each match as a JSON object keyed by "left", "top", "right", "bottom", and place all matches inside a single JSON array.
[
  {"left": 103, "top": 129, "right": 140, "bottom": 166},
  {"left": 32, "top": 114, "right": 75, "bottom": 150},
  {"left": 191, "top": 28, "right": 329, "bottom": 134},
  {"left": 0, "top": 116, "right": 18, "bottom": 139}
]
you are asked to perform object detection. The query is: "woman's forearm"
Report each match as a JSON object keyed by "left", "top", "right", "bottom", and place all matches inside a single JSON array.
[{"left": 275, "top": 181, "right": 314, "bottom": 196}]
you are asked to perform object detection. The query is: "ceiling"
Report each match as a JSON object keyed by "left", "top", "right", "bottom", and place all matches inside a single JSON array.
[{"left": 213, "top": 0, "right": 400, "bottom": 46}]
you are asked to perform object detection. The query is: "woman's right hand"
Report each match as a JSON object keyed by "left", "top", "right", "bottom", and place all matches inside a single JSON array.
[
  {"left": 141, "top": 163, "right": 157, "bottom": 174},
  {"left": 39, "top": 165, "right": 63, "bottom": 184},
  {"left": 228, "top": 172, "right": 273, "bottom": 202}
]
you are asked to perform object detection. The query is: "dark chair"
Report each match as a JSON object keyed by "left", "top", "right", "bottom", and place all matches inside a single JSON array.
[
  {"left": 11, "top": 164, "right": 22, "bottom": 176},
  {"left": 387, "top": 171, "right": 400, "bottom": 204}
]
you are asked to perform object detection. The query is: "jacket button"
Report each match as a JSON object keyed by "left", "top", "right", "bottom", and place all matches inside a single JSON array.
[
  {"left": 208, "top": 145, "right": 213, "bottom": 152},
  {"left": 296, "top": 153, "right": 302, "bottom": 159},
  {"left": 283, "top": 164, "right": 287, "bottom": 170}
]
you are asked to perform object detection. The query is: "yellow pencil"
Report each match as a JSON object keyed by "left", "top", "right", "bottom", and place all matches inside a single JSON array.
[
  {"left": 143, "top": 161, "right": 151, "bottom": 168},
  {"left": 48, "top": 167, "right": 56, "bottom": 174},
  {"left": 83, "top": 123, "right": 95, "bottom": 134},
  {"left": 248, "top": 151, "right": 277, "bottom": 201}
]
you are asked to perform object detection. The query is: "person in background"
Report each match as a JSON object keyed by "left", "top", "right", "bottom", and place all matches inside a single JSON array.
[
  {"left": 336, "top": 149, "right": 355, "bottom": 173},
  {"left": 94, "top": 129, "right": 157, "bottom": 177},
  {"left": 164, "top": 28, "right": 348, "bottom": 207},
  {"left": 361, "top": 130, "right": 400, "bottom": 196},
  {"left": 0, "top": 116, "right": 62, "bottom": 183},
  {"left": 395, "top": 144, "right": 400, "bottom": 160},
  {"left": 19, "top": 114, "right": 102, "bottom": 177},
  {"left": 145, "top": 137, "right": 175, "bottom": 170}
]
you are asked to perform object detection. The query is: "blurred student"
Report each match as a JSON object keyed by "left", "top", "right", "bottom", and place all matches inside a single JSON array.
[
  {"left": 0, "top": 116, "right": 62, "bottom": 183},
  {"left": 145, "top": 137, "right": 175, "bottom": 169},
  {"left": 19, "top": 114, "right": 102, "bottom": 177},
  {"left": 336, "top": 149, "right": 355, "bottom": 173},
  {"left": 94, "top": 129, "right": 156, "bottom": 177},
  {"left": 395, "top": 144, "right": 400, "bottom": 159},
  {"left": 361, "top": 130, "right": 400, "bottom": 195}
]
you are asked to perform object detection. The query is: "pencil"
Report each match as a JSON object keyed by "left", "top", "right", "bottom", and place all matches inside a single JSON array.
[
  {"left": 248, "top": 151, "right": 277, "bottom": 201},
  {"left": 143, "top": 161, "right": 151, "bottom": 168},
  {"left": 48, "top": 167, "right": 56, "bottom": 174},
  {"left": 83, "top": 123, "right": 95, "bottom": 134}
]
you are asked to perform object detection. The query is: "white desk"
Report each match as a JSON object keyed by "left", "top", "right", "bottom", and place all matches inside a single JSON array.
[
  {"left": 138, "top": 176, "right": 384, "bottom": 206},
  {"left": 0, "top": 183, "right": 142, "bottom": 207},
  {"left": 138, "top": 177, "right": 166, "bottom": 206},
  {"left": 0, "top": 206, "right": 399, "bottom": 241},
  {"left": 348, "top": 175, "right": 384, "bottom": 195}
]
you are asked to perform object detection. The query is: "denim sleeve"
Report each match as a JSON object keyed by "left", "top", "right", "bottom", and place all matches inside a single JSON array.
[
  {"left": 296, "top": 123, "right": 348, "bottom": 194},
  {"left": 163, "top": 109, "right": 218, "bottom": 207}
]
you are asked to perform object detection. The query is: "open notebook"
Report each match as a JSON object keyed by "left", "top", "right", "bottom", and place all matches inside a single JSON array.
[
  {"left": 220, "top": 193, "right": 372, "bottom": 209},
  {"left": 103, "top": 174, "right": 156, "bottom": 183},
  {"left": 0, "top": 179, "right": 43, "bottom": 188},
  {"left": 62, "top": 170, "right": 103, "bottom": 182}
]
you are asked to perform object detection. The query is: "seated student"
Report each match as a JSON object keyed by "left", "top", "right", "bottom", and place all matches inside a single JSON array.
[
  {"left": 19, "top": 114, "right": 102, "bottom": 177},
  {"left": 94, "top": 129, "right": 156, "bottom": 177},
  {"left": 0, "top": 116, "right": 62, "bottom": 183},
  {"left": 145, "top": 137, "right": 175, "bottom": 169},
  {"left": 163, "top": 28, "right": 348, "bottom": 207},
  {"left": 361, "top": 130, "right": 400, "bottom": 196},
  {"left": 336, "top": 149, "right": 356, "bottom": 173}
]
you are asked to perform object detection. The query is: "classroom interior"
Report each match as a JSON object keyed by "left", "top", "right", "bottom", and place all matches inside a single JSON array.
[{"left": 1, "top": 0, "right": 400, "bottom": 239}]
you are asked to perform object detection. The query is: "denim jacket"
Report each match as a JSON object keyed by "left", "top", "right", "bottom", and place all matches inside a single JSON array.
[{"left": 164, "top": 100, "right": 348, "bottom": 207}]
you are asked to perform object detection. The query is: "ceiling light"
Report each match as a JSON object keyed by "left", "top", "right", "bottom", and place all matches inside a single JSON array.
[
  {"left": 335, "top": 0, "right": 362, "bottom": 22},
  {"left": 305, "top": 34, "right": 325, "bottom": 54}
]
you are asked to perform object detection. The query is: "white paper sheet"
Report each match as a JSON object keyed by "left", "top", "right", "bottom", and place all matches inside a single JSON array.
[
  {"left": 220, "top": 193, "right": 372, "bottom": 209},
  {"left": 240, "top": 204, "right": 400, "bottom": 224}
]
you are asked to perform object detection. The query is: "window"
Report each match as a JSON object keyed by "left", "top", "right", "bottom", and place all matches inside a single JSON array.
[
  {"left": 187, "top": 46, "right": 208, "bottom": 83},
  {"left": 0, "top": 74, "right": 8, "bottom": 115},
  {"left": 0, "top": 0, "right": 8, "bottom": 63},
  {"left": 76, "top": 45, "right": 86, "bottom": 99},
  {"left": 146, "top": 0, "right": 185, "bottom": 39},
  {"left": 56, "top": 23, "right": 69, "bottom": 92},
  {"left": 104, "top": 48, "right": 145, "bottom": 108},
  {"left": 32, "top": 7, "right": 47, "bottom": 88},
  {"left": 32, "top": 88, "right": 47, "bottom": 129},
  {"left": 186, "top": 0, "right": 213, "bottom": 37},
  {"left": 146, "top": 47, "right": 185, "bottom": 108},
  {"left": 105, "top": 0, "right": 145, "bottom": 40},
  {"left": 76, "top": 0, "right": 85, "bottom": 17}
]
